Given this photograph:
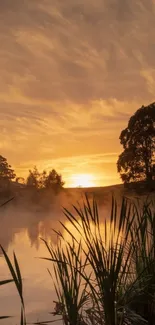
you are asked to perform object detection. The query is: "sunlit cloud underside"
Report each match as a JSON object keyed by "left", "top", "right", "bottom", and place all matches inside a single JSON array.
[{"left": 0, "top": 0, "right": 155, "bottom": 186}]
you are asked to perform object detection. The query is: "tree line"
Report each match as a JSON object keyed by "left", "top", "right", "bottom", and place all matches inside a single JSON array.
[
  {"left": 0, "top": 101, "right": 155, "bottom": 192},
  {"left": 0, "top": 156, "right": 64, "bottom": 194}
]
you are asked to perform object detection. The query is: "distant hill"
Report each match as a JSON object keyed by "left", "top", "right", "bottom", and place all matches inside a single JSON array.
[
  {"left": 65, "top": 183, "right": 123, "bottom": 193},
  {"left": 64, "top": 184, "right": 125, "bottom": 205},
  {"left": 64, "top": 182, "right": 154, "bottom": 202}
]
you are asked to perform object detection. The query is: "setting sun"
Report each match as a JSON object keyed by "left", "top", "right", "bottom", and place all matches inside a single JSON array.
[{"left": 70, "top": 174, "right": 96, "bottom": 188}]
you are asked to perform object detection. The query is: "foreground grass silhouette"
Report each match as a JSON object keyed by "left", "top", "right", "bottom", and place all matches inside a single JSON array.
[{"left": 1, "top": 195, "right": 155, "bottom": 325}]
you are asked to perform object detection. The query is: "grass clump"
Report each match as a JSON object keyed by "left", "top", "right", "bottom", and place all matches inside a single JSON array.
[{"left": 43, "top": 196, "right": 155, "bottom": 325}]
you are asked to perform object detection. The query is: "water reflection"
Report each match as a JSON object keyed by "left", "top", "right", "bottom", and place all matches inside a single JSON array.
[
  {"left": 0, "top": 196, "right": 69, "bottom": 324},
  {"left": 0, "top": 230, "right": 57, "bottom": 324}
]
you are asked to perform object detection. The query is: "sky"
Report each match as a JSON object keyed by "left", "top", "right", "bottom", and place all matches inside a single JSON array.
[{"left": 0, "top": 0, "right": 155, "bottom": 187}]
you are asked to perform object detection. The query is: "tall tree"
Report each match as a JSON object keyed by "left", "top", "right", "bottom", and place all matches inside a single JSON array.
[
  {"left": 0, "top": 155, "right": 16, "bottom": 184},
  {"left": 117, "top": 102, "right": 155, "bottom": 184},
  {"left": 44, "top": 169, "right": 65, "bottom": 193},
  {"left": 26, "top": 167, "right": 65, "bottom": 193},
  {"left": 26, "top": 166, "right": 40, "bottom": 189}
]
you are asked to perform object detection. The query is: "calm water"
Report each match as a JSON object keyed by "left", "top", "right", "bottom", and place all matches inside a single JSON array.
[
  {"left": 0, "top": 198, "right": 69, "bottom": 324},
  {"left": 0, "top": 187, "right": 141, "bottom": 324}
]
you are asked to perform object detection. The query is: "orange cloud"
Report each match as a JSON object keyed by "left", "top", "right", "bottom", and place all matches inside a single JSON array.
[{"left": 0, "top": 0, "right": 155, "bottom": 185}]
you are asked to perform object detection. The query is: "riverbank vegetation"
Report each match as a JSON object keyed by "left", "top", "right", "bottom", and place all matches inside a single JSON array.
[{"left": 1, "top": 194, "right": 155, "bottom": 325}]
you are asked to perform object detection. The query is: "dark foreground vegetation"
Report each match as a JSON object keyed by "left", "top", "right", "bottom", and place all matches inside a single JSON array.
[
  {"left": 117, "top": 102, "right": 155, "bottom": 188},
  {"left": 1, "top": 195, "right": 155, "bottom": 325}
]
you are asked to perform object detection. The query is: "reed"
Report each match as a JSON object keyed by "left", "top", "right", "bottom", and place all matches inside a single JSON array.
[
  {"left": 1, "top": 195, "right": 155, "bottom": 324},
  {"left": 43, "top": 196, "right": 152, "bottom": 325},
  {"left": 0, "top": 247, "right": 26, "bottom": 325}
]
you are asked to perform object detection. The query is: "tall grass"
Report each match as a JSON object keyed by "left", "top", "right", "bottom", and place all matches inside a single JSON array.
[
  {"left": 43, "top": 196, "right": 155, "bottom": 325},
  {"left": 0, "top": 247, "right": 26, "bottom": 325},
  {"left": 129, "top": 198, "right": 155, "bottom": 325},
  {"left": 42, "top": 238, "right": 90, "bottom": 325},
  {"left": 1, "top": 195, "right": 155, "bottom": 324}
]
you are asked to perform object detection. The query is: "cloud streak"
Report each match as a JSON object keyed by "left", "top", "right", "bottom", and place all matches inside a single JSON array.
[{"left": 0, "top": 0, "right": 155, "bottom": 185}]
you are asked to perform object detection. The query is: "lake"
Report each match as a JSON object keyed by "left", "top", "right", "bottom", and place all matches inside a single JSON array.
[{"left": 0, "top": 186, "right": 146, "bottom": 324}]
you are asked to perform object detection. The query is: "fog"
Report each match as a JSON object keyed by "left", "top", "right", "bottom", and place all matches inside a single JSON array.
[{"left": 0, "top": 186, "right": 150, "bottom": 324}]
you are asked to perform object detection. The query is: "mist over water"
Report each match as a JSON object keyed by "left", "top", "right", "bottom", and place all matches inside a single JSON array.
[{"left": 0, "top": 186, "right": 149, "bottom": 324}]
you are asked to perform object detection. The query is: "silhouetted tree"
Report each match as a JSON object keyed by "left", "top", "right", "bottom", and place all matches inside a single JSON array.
[
  {"left": 44, "top": 169, "right": 65, "bottom": 193},
  {"left": 117, "top": 102, "right": 155, "bottom": 184},
  {"left": 0, "top": 155, "right": 16, "bottom": 185},
  {"left": 39, "top": 170, "right": 47, "bottom": 189},
  {"left": 26, "top": 166, "right": 40, "bottom": 189},
  {"left": 26, "top": 167, "right": 65, "bottom": 193}
]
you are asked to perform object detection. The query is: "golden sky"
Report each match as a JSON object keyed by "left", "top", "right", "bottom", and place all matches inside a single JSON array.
[{"left": 0, "top": 0, "right": 155, "bottom": 187}]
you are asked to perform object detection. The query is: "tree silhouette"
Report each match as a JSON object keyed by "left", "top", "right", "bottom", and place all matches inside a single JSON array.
[
  {"left": 26, "top": 166, "right": 40, "bottom": 189},
  {"left": 0, "top": 155, "right": 16, "bottom": 185},
  {"left": 39, "top": 170, "right": 47, "bottom": 189},
  {"left": 117, "top": 102, "right": 155, "bottom": 184},
  {"left": 26, "top": 167, "right": 64, "bottom": 193},
  {"left": 44, "top": 169, "right": 65, "bottom": 193}
]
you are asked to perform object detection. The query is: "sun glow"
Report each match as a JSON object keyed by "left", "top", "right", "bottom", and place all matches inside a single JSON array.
[{"left": 70, "top": 173, "right": 96, "bottom": 188}]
